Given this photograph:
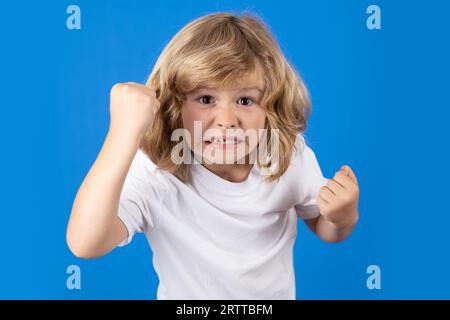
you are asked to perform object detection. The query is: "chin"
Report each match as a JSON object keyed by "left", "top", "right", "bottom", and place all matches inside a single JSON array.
[{"left": 193, "top": 142, "right": 251, "bottom": 165}]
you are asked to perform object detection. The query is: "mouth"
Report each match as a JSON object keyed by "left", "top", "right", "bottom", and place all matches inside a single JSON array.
[{"left": 203, "top": 136, "right": 243, "bottom": 148}]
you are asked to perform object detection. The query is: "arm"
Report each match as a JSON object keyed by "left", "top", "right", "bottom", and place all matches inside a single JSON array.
[
  {"left": 304, "top": 209, "right": 359, "bottom": 243},
  {"left": 66, "top": 82, "right": 160, "bottom": 259},
  {"left": 304, "top": 165, "right": 360, "bottom": 243}
]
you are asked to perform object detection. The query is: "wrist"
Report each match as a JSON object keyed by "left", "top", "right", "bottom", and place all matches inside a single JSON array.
[
  {"left": 335, "top": 210, "right": 359, "bottom": 230},
  {"left": 322, "top": 209, "right": 359, "bottom": 230},
  {"left": 106, "top": 129, "right": 141, "bottom": 153}
]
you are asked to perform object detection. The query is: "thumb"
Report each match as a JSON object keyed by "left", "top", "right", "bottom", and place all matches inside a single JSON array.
[{"left": 340, "top": 165, "right": 358, "bottom": 185}]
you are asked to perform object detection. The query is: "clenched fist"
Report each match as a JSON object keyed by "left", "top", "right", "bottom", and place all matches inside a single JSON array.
[
  {"left": 109, "top": 82, "right": 160, "bottom": 145},
  {"left": 317, "top": 165, "right": 360, "bottom": 228}
]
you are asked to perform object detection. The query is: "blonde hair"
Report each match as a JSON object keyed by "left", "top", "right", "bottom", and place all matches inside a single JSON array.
[{"left": 142, "top": 12, "right": 311, "bottom": 183}]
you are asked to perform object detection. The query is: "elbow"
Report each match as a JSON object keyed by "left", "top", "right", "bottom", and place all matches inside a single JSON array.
[
  {"left": 66, "top": 228, "right": 99, "bottom": 260},
  {"left": 320, "top": 236, "right": 346, "bottom": 244},
  {"left": 67, "top": 239, "right": 98, "bottom": 260},
  {"left": 66, "top": 237, "right": 95, "bottom": 260},
  {"left": 66, "top": 209, "right": 104, "bottom": 259},
  {"left": 318, "top": 231, "right": 353, "bottom": 244}
]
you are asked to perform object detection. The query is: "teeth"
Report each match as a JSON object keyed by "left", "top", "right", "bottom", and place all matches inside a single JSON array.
[{"left": 211, "top": 137, "right": 238, "bottom": 144}]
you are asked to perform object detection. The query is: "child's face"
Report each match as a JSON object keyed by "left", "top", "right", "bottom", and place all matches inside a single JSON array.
[{"left": 181, "top": 72, "right": 266, "bottom": 165}]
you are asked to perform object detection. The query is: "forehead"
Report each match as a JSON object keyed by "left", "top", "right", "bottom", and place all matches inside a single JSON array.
[
  {"left": 231, "top": 71, "right": 265, "bottom": 91},
  {"left": 192, "top": 70, "right": 265, "bottom": 93}
]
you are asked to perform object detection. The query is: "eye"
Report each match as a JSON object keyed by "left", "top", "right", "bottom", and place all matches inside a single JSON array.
[
  {"left": 197, "top": 95, "right": 214, "bottom": 104},
  {"left": 237, "top": 97, "right": 255, "bottom": 106}
]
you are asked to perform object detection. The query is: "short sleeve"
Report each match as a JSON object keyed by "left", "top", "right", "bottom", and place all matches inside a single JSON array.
[
  {"left": 117, "top": 150, "right": 166, "bottom": 247},
  {"left": 292, "top": 136, "right": 330, "bottom": 220}
]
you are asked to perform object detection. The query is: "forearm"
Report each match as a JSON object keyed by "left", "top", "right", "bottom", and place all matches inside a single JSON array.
[
  {"left": 67, "top": 130, "right": 139, "bottom": 256},
  {"left": 313, "top": 209, "right": 359, "bottom": 243}
]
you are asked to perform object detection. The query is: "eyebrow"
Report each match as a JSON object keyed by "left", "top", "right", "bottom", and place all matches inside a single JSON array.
[
  {"left": 239, "top": 87, "right": 265, "bottom": 93},
  {"left": 189, "top": 86, "right": 264, "bottom": 94}
]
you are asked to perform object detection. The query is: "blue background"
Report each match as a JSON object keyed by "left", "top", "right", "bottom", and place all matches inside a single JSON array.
[{"left": 0, "top": 0, "right": 448, "bottom": 299}]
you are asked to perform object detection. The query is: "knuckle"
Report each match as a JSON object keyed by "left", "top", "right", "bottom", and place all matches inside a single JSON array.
[
  {"left": 335, "top": 172, "right": 344, "bottom": 179},
  {"left": 122, "top": 82, "right": 139, "bottom": 94},
  {"left": 122, "top": 83, "right": 130, "bottom": 89},
  {"left": 111, "top": 83, "right": 123, "bottom": 93}
]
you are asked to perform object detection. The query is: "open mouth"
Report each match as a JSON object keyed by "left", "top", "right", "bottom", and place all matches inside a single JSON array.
[{"left": 204, "top": 136, "right": 243, "bottom": 148}]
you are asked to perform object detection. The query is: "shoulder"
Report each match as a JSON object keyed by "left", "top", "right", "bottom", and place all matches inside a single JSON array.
[
  {"left": 129, "top": 149, "right": 159, "bottom": 177},
  {"left": 289, "top": 134, "right": 320, "bottom": 171},
  {"left": 283, "top": 133, "right": 328, "bottom": 197},
  {"left": 126, "top": 149, "right": 169, "bottom": 193}
]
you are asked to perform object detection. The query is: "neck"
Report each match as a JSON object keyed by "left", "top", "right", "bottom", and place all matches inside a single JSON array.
[{"left": 203, "top": 162, "right": 254, "bottom": 183}]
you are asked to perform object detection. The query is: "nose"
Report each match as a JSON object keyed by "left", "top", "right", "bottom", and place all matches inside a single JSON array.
[{"left": 215, "top": 104, "right": 238, "bottom": 129}]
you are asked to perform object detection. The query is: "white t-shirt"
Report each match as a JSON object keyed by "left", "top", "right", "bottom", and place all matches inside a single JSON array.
[{"left": 117, "top": 134, "right": 328, "bottom": 300}]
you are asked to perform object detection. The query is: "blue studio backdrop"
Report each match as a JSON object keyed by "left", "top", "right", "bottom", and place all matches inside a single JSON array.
[{"left": 0, "top": 0, "right": 449, "bottom": 299}]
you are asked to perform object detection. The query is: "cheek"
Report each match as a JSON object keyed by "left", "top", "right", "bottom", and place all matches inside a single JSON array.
[
  {"left": 245, "top": 108, "right": 266, "bottom": 130},
  {"left": 181, "top": 106, "right": 199, "bottom": 135},
  {"left": 180, "top": 105, "right": 191, "bottom": 129},
  {"left": 181, "top": 105, "right": 212, "bottom": 148},
  {"left": 181, "top": 104, "right": 211, "bottom": 128}
]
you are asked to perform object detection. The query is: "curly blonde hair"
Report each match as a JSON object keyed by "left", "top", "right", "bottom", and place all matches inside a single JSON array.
[{"left": 141, "top": 12, "right": 311, "bottom": 183}]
